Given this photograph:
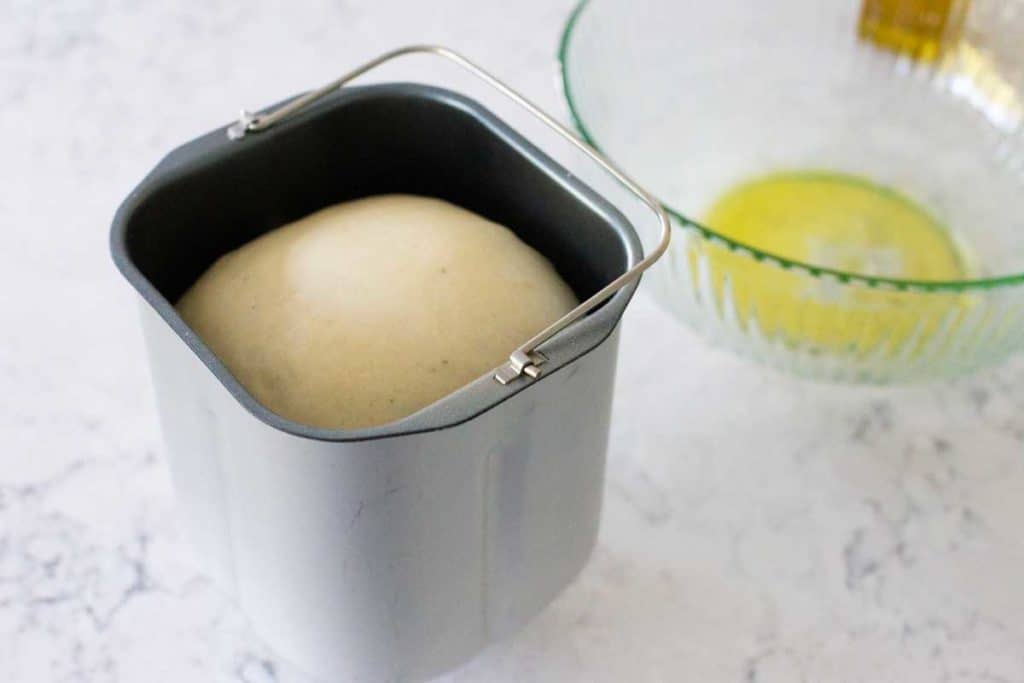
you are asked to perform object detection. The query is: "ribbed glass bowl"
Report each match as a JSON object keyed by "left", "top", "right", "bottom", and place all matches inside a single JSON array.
[{"left": 560, "top": 0, "right": 1024, "bottom": 382}]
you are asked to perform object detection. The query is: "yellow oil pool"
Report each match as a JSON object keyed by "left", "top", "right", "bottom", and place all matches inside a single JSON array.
[{"left": 697, "top": 171, "right": 972, "bottom": 356}]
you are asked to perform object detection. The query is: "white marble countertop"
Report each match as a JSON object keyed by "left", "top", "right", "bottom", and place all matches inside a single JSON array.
[{"left": 5, "top": 1, "right": 1024, "bottom": 681}]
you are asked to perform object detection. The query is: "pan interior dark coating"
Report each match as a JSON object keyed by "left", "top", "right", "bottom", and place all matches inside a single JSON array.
[
  {"left": 123, "top": 85, "right": 629, "bottom": 306},
  {"left": 110, "top": 83, "right": 643, "bottom": 440}
]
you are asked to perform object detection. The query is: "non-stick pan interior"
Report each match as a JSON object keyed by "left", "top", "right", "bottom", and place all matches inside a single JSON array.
[
  {"left": 118, "top": 83, "right": 636, "bottom": 307},
  {"left": 110, "top": 83, "right": 642, "bottom": 439}
]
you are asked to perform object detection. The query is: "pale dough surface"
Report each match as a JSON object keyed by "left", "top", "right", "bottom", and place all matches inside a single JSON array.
[{"left": 176, "top": 195, "right": 578, "bottom": 429}]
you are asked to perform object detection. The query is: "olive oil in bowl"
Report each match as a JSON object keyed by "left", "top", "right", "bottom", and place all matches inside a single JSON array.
[{"left": 699, "top": 172, "right": 973, "bottom": 355}]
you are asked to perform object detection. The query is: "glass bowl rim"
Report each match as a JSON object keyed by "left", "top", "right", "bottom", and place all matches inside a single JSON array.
[{"left": 557, "top": 0, "right": 1024, "bottom": 293}]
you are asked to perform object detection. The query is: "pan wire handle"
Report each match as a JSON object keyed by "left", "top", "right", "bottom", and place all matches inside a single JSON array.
[{"left": 226, "top": 45, "right": 671, "bottom": 384}]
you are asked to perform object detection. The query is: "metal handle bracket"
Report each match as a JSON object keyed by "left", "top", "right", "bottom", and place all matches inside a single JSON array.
[{"left": 226, "top": 45, "right": 671, "bottom": 385}]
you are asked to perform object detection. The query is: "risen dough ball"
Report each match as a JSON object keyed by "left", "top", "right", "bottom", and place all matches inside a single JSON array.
[{"left": 177, "top": 195, "right": 577, "bottom": 429}]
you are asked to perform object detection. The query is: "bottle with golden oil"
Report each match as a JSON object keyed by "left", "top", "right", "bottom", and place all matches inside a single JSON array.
[{"left": 858, "top": 0, "right": 970, "bottom": 60}]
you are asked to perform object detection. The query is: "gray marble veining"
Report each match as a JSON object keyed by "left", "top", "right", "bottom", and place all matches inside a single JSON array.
[{"left": 4, "top": 0, "right": 1024, "bottom": 680}]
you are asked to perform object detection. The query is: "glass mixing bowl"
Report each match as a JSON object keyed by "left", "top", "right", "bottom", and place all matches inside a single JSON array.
[{"left": 560, "top": 0, "right": 1024, "bottom": 382}]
